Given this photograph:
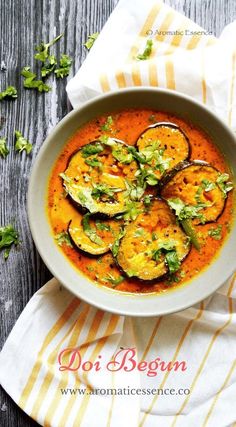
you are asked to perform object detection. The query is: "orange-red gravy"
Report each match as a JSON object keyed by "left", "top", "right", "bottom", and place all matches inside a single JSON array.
[{"left": 48, "top": 109, "right": 234, "bottom": 293}]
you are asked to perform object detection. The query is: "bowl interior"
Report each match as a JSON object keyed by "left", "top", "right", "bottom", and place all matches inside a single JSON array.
[{"left": 28, "top": 88, "right": 236, "bottom": 316}]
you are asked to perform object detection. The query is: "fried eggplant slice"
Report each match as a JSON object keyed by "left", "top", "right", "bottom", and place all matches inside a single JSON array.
[
  {"left": 68, "top": 213, "right": 123, "bottom": 255},
  {"left": 161, "top": 162, "right": 229, "bottom": 224},
  {"left": 136, "top": 122, "right": 189, "bottom": 183},
  {"left": 61, "top": 139, "right": 139, "bottom": 216},
  {"left": 116, "top": 199, "right": 190, "bottom": 280}
]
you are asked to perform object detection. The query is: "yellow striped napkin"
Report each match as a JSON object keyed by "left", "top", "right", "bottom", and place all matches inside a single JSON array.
[{"left": 1, "top": 1, "right": 236, "bottom": 426}]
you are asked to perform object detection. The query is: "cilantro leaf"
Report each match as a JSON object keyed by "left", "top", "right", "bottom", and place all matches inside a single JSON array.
[
  {"left": 111, "top": 228, "right": 125, "bottom": 257},
  {"left": 165, "top": 251, "right": 180, "bottom": 274},
  {"left": 0, "top": 86, "right": 17, "bottom": 101},
  {"left": 105, "top": 273, "right": 124, "bottom": 287},
  {"left": 15, "top": 131, "right": 32, "bottom": 154},
  {"left": 21, "top": 67, "right": 51, "bottom": 92},
  {"left": 54, "top": 54, "right": 72, "bottom": 78},
  {"left": 216, "top": 173, "right": 233, "bottom": 198},
  {"left": 81, "top": 142, "right": 104, "bottom": 158},
  {"left": 208, "top": 225, "right": 222, "bottom": 240},
  {"left": 100, "top": 116, "right": 113, "bottom": 132},
  {"left": 167, "top": 198, "right": 205, "bottom": 221},
  {"left": 95, "top": 220, "right": 111, "bottom": 231},
  {"left": 41, "top": 55, "right": 57, "bottom": 77},
  {"left": 34, "top": 33, "right": 63, "bottom": 62},
  {"left": 0, "top": 137, "right": 9, "bottom": 158},
  {"left": 55, "top": 231, "right": 72, "bottom": 247},
  {"left": 91, "top": 183, "right": 121, "bottom": 201},
  {"left": 112, "top": 145, "right": 133, "bottom": 164},
  {"left": 136, "top": 39, "right": 153, "bottom": 60},
  {"left": 85, "top": 157, "right": 102, "bottom": 168},
  {"left": 82, "top": 213, "right": 103, "bottom": 245},
  {"left": 84, "top": 32, "right": 99, "bottom": 50},
  {"left": 0, "top": 225, "right": 19, "bottom": 259}
]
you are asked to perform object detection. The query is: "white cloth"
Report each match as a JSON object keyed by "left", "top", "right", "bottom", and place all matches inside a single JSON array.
[{"left": 1, "top": 1, "right": 236, "bottom": 426}]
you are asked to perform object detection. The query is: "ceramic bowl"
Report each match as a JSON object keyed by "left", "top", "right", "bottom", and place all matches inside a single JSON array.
[{"left": 27, "top": 87, "right": 236, "bottom": 316}]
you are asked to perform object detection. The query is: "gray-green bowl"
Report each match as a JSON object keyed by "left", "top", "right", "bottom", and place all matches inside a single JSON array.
[{"left": 27, "top": 87, "right": 236, "bottom": 316}]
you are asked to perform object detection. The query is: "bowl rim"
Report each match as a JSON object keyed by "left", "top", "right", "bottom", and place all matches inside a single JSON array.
[{"left": 27, "top": 86, "right": 236, "bottom": 317}]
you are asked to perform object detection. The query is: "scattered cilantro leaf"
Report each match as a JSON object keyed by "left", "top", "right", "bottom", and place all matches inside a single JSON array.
[
  {"left": 136, "top": 39, "right": 153, "bottom": 60},
  {"left": 105, "top": 273, "right": 124, "bottom": 287},
  {"left": 41, "top": 55, "right": 57, "bottom": 77},
  {"left": 167, "top": 198, "right": 205, "bottom": 222},
  {"left": 81, "top": 142, "right": 104, "bottom": 158},
  {"left": 84, "top": 32, "right": 99, "bottom": 50},
  {"left": 165, "top": 251, "right": 180, "bottom": 274},
  {"left": 15, "top": 130, "right": 33, "bottom": 154},
  {"left": 100, "top": 116, "right": 113, "bottom": 132},
  {"left": 0, "top": 137, "right": 9, "bottom": 158},
  {"left": 123, "top": 200, "right": 141, "bottom": 221},
  {"left": 34, "top": 33, "right": 63, "bottom": 62},
  {"left": 111, "top": 228, "right": 125, "bottom": 257},
  {"left": 0, "top": 225, "right": 19, "bottom": 259},
  {"left": 82, "top": 213, "right": 103, "bottom": 245},
  {"left": 208, "top": 225, "right": 222, "bottom": 240},
  {"left": 95, "top": 220, "right": 111, "bottom": 231},
  {"left": 91, "top": 183, "right": 121, "bottom": 201},
  {"left": 21, "top": 67, "right": 51, "bottom": 92},
  {"left": 85, "top": 157, "right": 102, "bottom": 168},
  {"left": 54, "top": 54, "right": 72, "bottom": 78},
  {"left": 0, "top": 86, "right": 17, "bottom": 101},
  {"left": 55, "top": 231, "right": 72, "bottom": 247},
  {"left": 216, "top": 173, "right": 233, "bottom": 198}
]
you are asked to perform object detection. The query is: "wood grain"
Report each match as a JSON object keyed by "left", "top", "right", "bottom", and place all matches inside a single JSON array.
[{"left": 0, "top": 0, "right": 235, "bottom": 426}]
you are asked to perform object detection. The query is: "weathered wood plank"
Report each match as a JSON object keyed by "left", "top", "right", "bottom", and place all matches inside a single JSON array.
[{"left": 0, "top": 0, "right": 235, "bottom": 425}]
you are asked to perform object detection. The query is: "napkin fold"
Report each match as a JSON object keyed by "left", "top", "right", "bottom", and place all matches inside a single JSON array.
[{"left": 1, "top": 1, "right": 236, "bottom": 426}]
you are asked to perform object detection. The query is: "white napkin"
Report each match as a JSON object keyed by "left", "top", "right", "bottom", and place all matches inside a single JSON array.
[{"left": 1, "top": 1, "right": 236, "bottom": 426}]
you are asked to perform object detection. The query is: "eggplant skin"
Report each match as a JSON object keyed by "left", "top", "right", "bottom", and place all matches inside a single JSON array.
[
  {"left": 61, "top": 139, "right": 139, "bottom": 217},
  {"left": 161, "top": 162, "right": 226, "bottom": 224},
  {"left": 136, "top": 122, "right": 190, "bottom": 180},
  {"left": 116, "top": 198, "right": 190, "bottom": 281},
  {"left": 68, "top": 215, "right": 122, "bottom": 256}
]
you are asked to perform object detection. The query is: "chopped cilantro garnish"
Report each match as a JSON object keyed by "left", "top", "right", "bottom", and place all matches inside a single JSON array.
[
  {"left": 105, "top": 274, "right": 124, "bottom": 287},
  {"left": 21, "top": 67, "right": 51, "bottom": 92},
  {"left": 134, "top": 227, "right": 144, "bottom": 237},
  {"left": 81, "top": 142, "right": 104, "bottom": 158},
  {"left": 112, "top": 145, "right": 133, "bottom": 164},
  {"left": 15, "top": 130, "right": 33, "bottom": 154},
  {"left": 0, "top": 86, "right": 17, "bottom": 101},
  {"left": 55, "top": 231, "right": 72, "bottom": 247},
  {"left": 85, "top": 157, "right": 102, "bottom": 168},
  {"left": 0, "top": 224, "right": 19, "bottom": 259},
  {"left": 167, "top": 198, "right": 205, "bottom": 222},
  {"left": 84, "top": 32, "right": 99, "bottom": 50},
  {"left": 165, "top": 251, "right": 180, "bottom": 274},
  {"left": 54, "top": 54, "right": 72, "bottom": 78},
  {"left": 100, "top": 116, "right": 113, "bottom": 132},
  {"left": 0, "top": 137, "right": 9, "bottom": 158},
  {"left": 216, "top": 173, "right": 233, "bottom": 198},
  {"left": 111, "top": 228, "right": 125, "bottom": 257},
  {"left": 123, "top": 200, "right": 141, "bottom": 221},
  {"left": 82, "top": 213, "right": 103, "bottom": 246},
  {"left": 91, "top": 183, "right": 121, "bottom": 201},
  {"left": 41, "top": 55, "right": 57, "bottom": 77},
  {"left": 95, "top": 220, "right": 111, "bottom": 231},
  {"left": 136, "top": 39, "right": 153, "bottom": 60},
  {"left": 34, "top": 34, "right": 63, "bottom": 62},
  {"left": 125, "top": 180, "right": 145, "bottom": 201},
  {"left": 152, "top": 241, "right": 180, "bottom": 274},
  {"left": 208, "top": 225, "right": 222, "bottom": 240}
]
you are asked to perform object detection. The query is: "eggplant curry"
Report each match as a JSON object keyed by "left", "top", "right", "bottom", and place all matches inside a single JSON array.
[{"left": 48, "top": 110, "right": 234, "bottom": 293}]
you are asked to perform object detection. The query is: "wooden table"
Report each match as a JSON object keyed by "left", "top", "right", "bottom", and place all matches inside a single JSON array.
[{"left": 0, "top": 0, "right": 235, "bottom": 425}]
